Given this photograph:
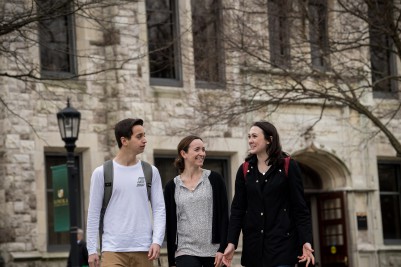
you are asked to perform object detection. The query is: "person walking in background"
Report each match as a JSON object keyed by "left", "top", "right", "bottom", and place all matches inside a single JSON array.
[
  {"left": 223, "top": 121, "right": 315, "bottom": 267},
  {"left": 164, "top": 135, "right": 229, "bottom": 267},
  {"left": 86, "top": 118, "right": 166, "bottom": 267},
  {"left": 67, "top": 228, "right": 89, "bottom": 267}
]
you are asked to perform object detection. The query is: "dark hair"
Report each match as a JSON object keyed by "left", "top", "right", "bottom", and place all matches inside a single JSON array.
[
  {"left": 174, "top": 135, "right": 203, "bottom": 174},
  {"left": 246, "top": 121, "right": 286, "bottom": 166},
  {"left": 114, "top": 118, "right": 144, "bottom": 148}
]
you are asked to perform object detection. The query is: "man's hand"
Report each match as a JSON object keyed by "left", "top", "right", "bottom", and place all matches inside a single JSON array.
[
  {"left": 88, "top": 253, "right": 100, "bottom": 267},
  {"left": 148, "top": 243, "right": 161, "bottom": 260}
]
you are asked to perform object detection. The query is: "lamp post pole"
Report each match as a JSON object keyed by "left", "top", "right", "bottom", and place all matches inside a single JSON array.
[
  {"left": 66, "top": 139, "right": 79, "bottom": 267},
  {"left": 57, "top": 99, "right": 81, "bottom": 267}
]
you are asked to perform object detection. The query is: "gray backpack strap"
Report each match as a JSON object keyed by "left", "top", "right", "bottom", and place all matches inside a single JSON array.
[
  {"left": 141, "top": 161, "right": 153, "bottom": 202},
  {"left": 100, "top": 160, "right": 113, "bottom": 252}
]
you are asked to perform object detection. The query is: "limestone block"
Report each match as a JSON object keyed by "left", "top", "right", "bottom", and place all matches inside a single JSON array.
[
  {"left": 5, "top": 135, "right": 19, "bottom": 149},
  {"left": 12, "top": 154, "right": 30, "bottom": 164},
  {"left": 22, "top": 215, "right": 30, "bottom": 223},
  {"left": 20, "top": 140, "right": 34, "bottom": 153},
  {"left": 0, "top": 190, "right": 5, "bottom": 203},
  {"left": 13, "top": 201, "right": 24, "bottom": 213},
  {"left": 6, "top": 242, "right": 26, "bottom": 251},
  {"left": 35, "top": 116, "right": 48, "bottom": 129}
]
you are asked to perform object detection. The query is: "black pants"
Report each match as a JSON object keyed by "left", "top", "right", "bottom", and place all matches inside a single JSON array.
[{"left": 176, "top": 255, "right": 215, "bottom": 267}]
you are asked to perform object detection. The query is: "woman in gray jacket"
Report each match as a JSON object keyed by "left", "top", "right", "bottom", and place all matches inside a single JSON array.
[{"left": 164, "top": 135, "right": 229, "bottom": 267}]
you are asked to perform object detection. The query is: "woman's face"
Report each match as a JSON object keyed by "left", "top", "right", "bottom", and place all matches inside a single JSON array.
[
  {"left": 181, "top": 139, "right": 206, "bottom": 168},
  {"left": 248, "top": 126, "right": 269, "bottom": 155}
]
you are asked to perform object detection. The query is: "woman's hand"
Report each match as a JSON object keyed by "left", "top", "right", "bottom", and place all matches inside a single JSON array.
[
  {"left": 298, "top": 242, "right": 315, "bottom": 267},
  {"left": 214, "top": 252, "right": 223, "bottom": 267},
  {"left": 222, "top": 243, "right": 235, "bottom": 267}
]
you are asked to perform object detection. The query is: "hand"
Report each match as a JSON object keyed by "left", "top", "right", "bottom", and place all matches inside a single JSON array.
[
  {"left": 148, "top": 243, "right": 161, "bottom": 260},
  {"left": 214, "top": 252, "right": 223, "bottom": 267},
  {"left": 222, "top": 243, "right": 235, "bottom": 267},
  {"left": 298, "top": 242, "right": 315, "bottom": 267},
  {"left": 88, "top": 253, "right": 100, "bottom": 267}
]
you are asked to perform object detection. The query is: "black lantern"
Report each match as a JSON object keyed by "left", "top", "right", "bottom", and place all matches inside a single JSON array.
[
  {"left": 57, "top": 99, "right": 81, "bottom": 267},
  {"left": 57, "top": 99, "right": 81, "bottom": 152}
]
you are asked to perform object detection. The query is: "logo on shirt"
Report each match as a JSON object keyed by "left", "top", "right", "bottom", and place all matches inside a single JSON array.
[{"left": 137, "top": 177, "right": 145, "bottom": 187}]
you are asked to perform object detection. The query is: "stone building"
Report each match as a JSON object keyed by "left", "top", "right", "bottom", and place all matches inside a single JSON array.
[{"left": 0, "top": 0, "right": 400, "bottom": 266}]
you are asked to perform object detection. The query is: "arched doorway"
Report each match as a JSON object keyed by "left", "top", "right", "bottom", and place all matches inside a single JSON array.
[{"left": 293, "top": 146, "right": 351, "bottom": 267}]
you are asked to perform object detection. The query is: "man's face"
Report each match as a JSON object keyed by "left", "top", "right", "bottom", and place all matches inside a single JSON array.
[{"left": 122, "top": 125, "right": 147, "bottom": 155}]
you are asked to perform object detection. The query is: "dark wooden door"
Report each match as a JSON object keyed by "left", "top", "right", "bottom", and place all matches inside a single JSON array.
[{"left": 317, "top": 192, "right": 349, "bottom": 267}]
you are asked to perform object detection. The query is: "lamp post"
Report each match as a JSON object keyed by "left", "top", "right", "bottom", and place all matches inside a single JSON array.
[{"left": 57, "top": 99, "right": 81, "bottom": 267}]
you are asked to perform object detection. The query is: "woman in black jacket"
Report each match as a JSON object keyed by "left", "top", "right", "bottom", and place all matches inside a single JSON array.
[
  {"left": 164, "top": 135, "right": 229, "bottom": 267},
  {"left": 223, "top": 121, "right": 315, "bottom": 267}
]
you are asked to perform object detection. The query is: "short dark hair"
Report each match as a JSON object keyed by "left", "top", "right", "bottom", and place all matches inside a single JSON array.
[
  {"left": 114, "top": 118, "right": 144, "bottom": 148},
  {"left": 174, "top": 135, "right": 203, "bottom": 174}
]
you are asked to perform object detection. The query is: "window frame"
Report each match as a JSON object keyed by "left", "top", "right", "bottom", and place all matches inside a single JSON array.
[
  {"left": 377, "top": 159, "right": 401, "bottom": 245},
  {"left": 268, "top": 0, "right": 291, "bottom": 68},
  {"left": 146, "top": 0, "right": 182, "bottom": 87},
  {"left": 191, "top": 0, "right": 226, "bottom": 89},
  {"left": 368, "top": 0, "right": 398, "bottom": 98},
  {"left": 44, "top": 153, "right": 84, "bottom": 252},
  {"left": 38, "top": 0, "right": 77, "bottom": 78},
  {"left": 308, "top": 0, "right": 330, "bottom": 70},
  {"left": 153, "top": 154, "right": 231, "bottom": 199}
]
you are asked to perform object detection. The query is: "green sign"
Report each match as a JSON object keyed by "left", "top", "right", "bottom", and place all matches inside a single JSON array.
[{"left": 51, "top": 164, "right": 70, "bottom": 232}]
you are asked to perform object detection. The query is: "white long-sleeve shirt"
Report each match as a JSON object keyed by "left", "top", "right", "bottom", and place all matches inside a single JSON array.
[{"left": 86, "top": 160, "right": 166, "bottom": 255}]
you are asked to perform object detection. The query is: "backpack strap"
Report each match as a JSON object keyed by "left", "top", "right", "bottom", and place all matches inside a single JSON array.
[
  {"left": 284, "top": 156, "right": 290, "bottom": 176},
  {"left": 99, "top": 160, "right": 153, "bottom": 251},
  {"left": 141, "top": 161, "right": 153, "bottom": 202},
  {"left": 100, "top": 159, "right": 113, "bottom": 252},
  {"left": 242, "top": 161, "right": 249, "bottom": 180}
]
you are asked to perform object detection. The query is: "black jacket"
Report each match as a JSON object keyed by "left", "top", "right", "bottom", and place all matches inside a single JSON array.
[
  {"left": 67, "top": 240, "right": 89, "bottom": 267},
  {"left": 227, "top": 157, "right": 312, "bottom": 267},
  {"left": 164, "top": 170, "right": 229, "bottom": 267}
]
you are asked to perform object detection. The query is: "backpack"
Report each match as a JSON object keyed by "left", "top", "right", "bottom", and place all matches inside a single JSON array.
[
  {"left": 99, "top": 160, "right": 153, "bottom": 251},
  {"left": 242, "top": 157, "right": 290, "bottom": 179}
]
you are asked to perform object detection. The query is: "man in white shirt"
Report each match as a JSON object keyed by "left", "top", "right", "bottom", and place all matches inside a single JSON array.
[{"left": 86, "top": 118, "right": 166, "bottom": 267}]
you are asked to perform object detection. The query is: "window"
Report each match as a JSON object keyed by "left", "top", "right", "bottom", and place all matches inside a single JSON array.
[
  {"left": 154, "top": 156, "right": 178, "bottom": 188},
  {"left": 146, "top": 0, "right": 181, "bottom": 85},
  {"left": 191, "top": 0, "right": 225, "bottom": 87},
  {"left": 204, "top": 157, "right": 231, "bottom": 197},
  {"left": 268, "top": 0, "right": 290, "bottom": 68},
  {"left": 368, "top": 0, "right": 397, "bottom": 96},
  {"left": 308, "top": 0, "right": 329, "bottom": 69},
  {"left": 45, "top": 154, "right": 83, "bottom": 251},
  {"left": 38, "top": 0, "right": 76, "bottom": 76},
  {"left": 377, "top": 161, "right": 401, "bottom": 244},
  {"left": 154, "top": 155, "right": 230, "bottom": 197}
]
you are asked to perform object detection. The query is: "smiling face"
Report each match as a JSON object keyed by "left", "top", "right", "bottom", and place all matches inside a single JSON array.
[
  {"left": 248, "top": 126, "right": 269, "bottom": 156},
  {"left": 181, "top": 138, "right": 206, "bottom": 168}
]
